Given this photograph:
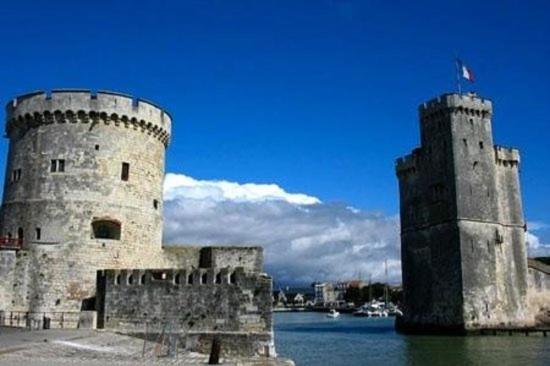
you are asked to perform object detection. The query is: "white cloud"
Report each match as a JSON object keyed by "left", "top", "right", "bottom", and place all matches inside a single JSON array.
[
  {"left": 526, "top": 221, "right": 550, "bottom": 258},
  {"left": 162, "top": 173, "right": 550, "bottom": 285},
  {"left": 528, "top": 221, "right": 549, "bottom": 232},
  {"left": 162, "top": 173, "right": 400, "bottom": 285},
  {"left": 164, "top": 173, "right": 320, "bottom": 205}
]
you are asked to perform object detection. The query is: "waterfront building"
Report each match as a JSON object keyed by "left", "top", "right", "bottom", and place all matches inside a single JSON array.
[
  {"left": 395, "top": 92, "right": 550, "bottom": 333},
  {"left": 313, "top": 282, "right": 336, "bottom": 306}
]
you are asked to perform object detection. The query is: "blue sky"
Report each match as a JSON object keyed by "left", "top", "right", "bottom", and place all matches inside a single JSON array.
[{"left": 0, "top": 1, "right": 549, "bottom": 281}]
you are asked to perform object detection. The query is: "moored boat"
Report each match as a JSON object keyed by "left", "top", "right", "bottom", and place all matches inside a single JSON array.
[{"left": 327, "top": 309, "right": 340, "bottom": 318}]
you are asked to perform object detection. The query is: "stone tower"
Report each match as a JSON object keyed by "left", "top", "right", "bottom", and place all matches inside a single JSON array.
[
  {"left": 0, "top": 90, "right": 171, "bottom": 316},
  {"left": 395, "top": 92, "right": 532, "bottom": 333}
]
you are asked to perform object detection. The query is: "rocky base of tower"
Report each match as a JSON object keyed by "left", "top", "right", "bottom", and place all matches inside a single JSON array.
[
  {"left": 396, "top": 258, "right": 550, "bottom": 335},
  {"left": 395, "top": 317, "right": 548, "bottom": 336}
]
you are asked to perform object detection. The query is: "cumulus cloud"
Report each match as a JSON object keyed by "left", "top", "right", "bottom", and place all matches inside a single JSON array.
[
  {"left": 162, "top": 173, "right": 400, "bottom": 285},
  {"left": 164, "top": 173, "right": 320, "bottom": 205},
  {"left": 526, "top": 222, "right": 550, "bottom": 258}
]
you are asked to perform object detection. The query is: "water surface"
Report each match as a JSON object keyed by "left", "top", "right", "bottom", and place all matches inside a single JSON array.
[{"left": 274, "top": 312, "right": 549, "bottom": 366}]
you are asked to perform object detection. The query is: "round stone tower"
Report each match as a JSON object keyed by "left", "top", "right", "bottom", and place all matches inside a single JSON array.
[{"left": 0, "top": 90, "right": 171, "bottom": 318}]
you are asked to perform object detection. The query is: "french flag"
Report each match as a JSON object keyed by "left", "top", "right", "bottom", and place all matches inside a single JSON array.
[{"left": 458, "top": 59, "right": 474, "bottom": 82}]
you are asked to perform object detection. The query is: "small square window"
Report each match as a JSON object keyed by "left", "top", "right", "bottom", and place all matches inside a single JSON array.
[
  {"left": 479, "top": 141, "right": 484, "bottom": 149},
  {"left": 51, "top": 159, "right": 65, "bottom": 173},
  {"left": 11, "top": 169, "right": 21, "bottom": 182},
  {"left": 95, "top": 145, "right": 100, "bottom": 151}
]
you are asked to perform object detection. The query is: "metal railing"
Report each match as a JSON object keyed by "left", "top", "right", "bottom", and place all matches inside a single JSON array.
[{"left": 0, "top": 310, "right": 81, "bottom": 330}]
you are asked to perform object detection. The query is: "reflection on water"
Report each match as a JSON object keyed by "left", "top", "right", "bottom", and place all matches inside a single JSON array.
[{"left": 274, "top": 312, "right": 549, "bottom": 366}]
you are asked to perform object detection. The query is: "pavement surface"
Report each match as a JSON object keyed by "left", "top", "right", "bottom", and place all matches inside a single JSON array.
[{"left": 0, "top": 327, "right": 294, "bottom": 366}]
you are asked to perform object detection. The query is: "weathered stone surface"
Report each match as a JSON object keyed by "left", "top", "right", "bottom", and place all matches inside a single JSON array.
[
  {"left": 0, "top": 90, "right": 170, "bottom": 315},
  {"left": 0, "top": 90, "right": 276, "bottom": 358},
  {"left": 97, "top": 266, "right": 274, "bottom": 357},
  {"left": 395, "top": 93, "right": 533, "bottom": 333},
  {"left": 527, "top": 259, "right": 550, "bottom": 325}
]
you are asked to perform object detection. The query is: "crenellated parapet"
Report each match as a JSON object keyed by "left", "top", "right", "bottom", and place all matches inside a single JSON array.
[
  {"left": 98, "top": 266, "right": 274, "bottom": 357},
  {"left": 5, "top": 90, "right": 172, "bottom": 147},
  {"left": 494, "top": 145, "right": 520, "bottom": 168},
  {"left": 395, "top": 149, "right": 420, "bottom": 178},
  {"left": 419, "top": 92, "right": 492, "bottom": 122},
  {"left": 104, "top": 267, "right": 248, "bottom": 287}
]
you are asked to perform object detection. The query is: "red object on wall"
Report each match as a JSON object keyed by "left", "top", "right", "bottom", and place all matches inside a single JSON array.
[{"left": 0, "top": 237, "right": 22, "bottom": 250}]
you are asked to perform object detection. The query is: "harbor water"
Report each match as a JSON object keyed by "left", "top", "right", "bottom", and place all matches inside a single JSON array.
[{"left": 274, "top": 312, "right": 550, "bottom": 366}]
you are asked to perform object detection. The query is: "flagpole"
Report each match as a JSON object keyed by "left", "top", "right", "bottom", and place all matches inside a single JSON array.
[{"left": 455, "top": 58, "right": 462, "bottom": 95}]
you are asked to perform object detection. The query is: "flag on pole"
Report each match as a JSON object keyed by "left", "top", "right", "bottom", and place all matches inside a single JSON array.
[{"left": 457, "top": 59, "right": 475, "bottom": 82}]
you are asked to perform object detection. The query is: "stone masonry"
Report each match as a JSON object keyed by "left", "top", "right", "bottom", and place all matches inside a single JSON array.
[
  {"left": 97, "top": 258, "right": 273, "bottom": 357},
  {"left": 0, "top": 90, "right": 275, "bottom": 357},
  {"left": 395, "top": 92, "right": 534, "bottom": 333}
]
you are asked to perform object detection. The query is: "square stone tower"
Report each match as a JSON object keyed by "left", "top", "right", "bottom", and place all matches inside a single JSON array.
[{"left": 395, "top": 93, "right": 533, "bottom": 333}]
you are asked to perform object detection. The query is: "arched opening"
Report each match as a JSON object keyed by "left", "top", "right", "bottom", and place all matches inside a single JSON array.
[
  {"left": 229, "top": 272, "right": 236, "bottom": 285},
  {"left": 201, "top": 272, "right": 208, "bottom": 285},
  {"left": 92, "top": 220, "right": 121, "bottom": 240},
  {"left": 215, "top": 272, "right": 222, "bottom": 284},
  {"left": 128, "top": 274, "right": 134, "bottom": 285},
  {"left": 187, "top": 273, "right": 194, "bottom": 285},
  {"left": 174, "top": 273, "right": 181, "bottom": 285}
]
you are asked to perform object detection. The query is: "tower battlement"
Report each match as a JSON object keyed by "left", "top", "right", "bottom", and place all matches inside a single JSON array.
[
  {"left": 6, "top": 90, "right": 171, "bottom": 146},
  {"left": 395, "top": 150, "right": 419, "bottom": 176},
  {"left": 419, "top": 93, "right": 492, "bottom": 120},
  {"left": 494, "top": 145, "right": 520, "bottom": 166}
]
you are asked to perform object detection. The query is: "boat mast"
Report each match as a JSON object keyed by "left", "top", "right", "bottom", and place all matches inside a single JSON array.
[{"left": 384, "top": 259, "right": 389, "bottom": 306}]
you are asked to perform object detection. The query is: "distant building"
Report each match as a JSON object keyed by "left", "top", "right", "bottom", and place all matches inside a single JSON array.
[
  {"left": 346, "top": 280, "right": 368, "bottom": 289},
  {"left": 293, "top": 293, "right": 304, "bottom": 306},
  {"left": 314, "top": 282, "right": 336, "bottom": 306},
  {"left": 276, "top": 289, "right": 287, "bottom": 306}
]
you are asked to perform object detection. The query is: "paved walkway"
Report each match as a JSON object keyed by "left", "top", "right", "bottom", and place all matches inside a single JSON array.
[{"left": 0, "top": 327, "right": 293, "bottom": 366}]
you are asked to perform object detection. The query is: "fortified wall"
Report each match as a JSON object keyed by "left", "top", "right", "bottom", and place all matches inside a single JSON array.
[
  {"left": 0, "top": 90, "right": 274, "bottom": 357},
  {"left": 527, "top": 259, "right": 550, "bottom": 325},
  {"left": 98, "top": 265, "right": 273, "bottom": 357},
  {"left": 528, "top": 259, "right": 550, "bottom": 292}
]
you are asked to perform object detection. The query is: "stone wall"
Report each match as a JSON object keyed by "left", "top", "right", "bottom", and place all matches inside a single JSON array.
[
  {"left": 98, "top": 264, "right": 274, "bottom": 357},
  {"left": 0, "top": 251, "right": 17, "bottom": 310},
  {"left": 527, "top": 259, "right": 550, "bottom": 325},
  {"left": 528, "top": 259, "right": 550, "bottom": 292},
  {"left": 460, "top": 222, "right": 531, "bottom": 329}
]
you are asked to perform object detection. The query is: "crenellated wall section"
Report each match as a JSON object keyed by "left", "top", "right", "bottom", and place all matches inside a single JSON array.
[
  {"left": 6, "top": 90, "right": 171, "bottom": 145},
  {"left": 98, "top": 264, "right": 274, "bottom": 357}
]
